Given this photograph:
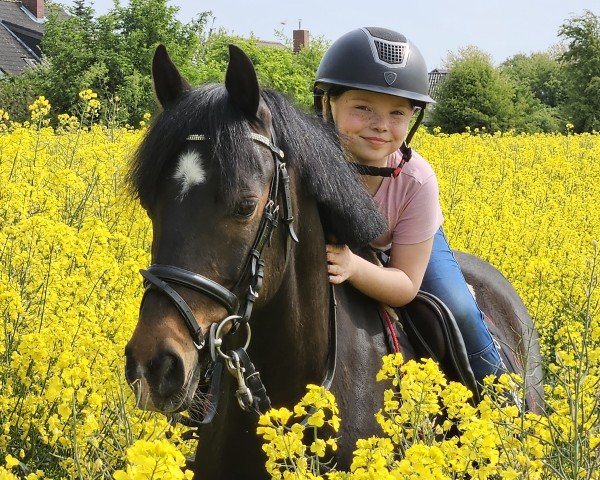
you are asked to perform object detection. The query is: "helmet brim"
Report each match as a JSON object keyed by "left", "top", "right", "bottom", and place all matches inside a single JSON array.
[{"left": 315, "top": 79, "right": 435, "bottom": 105}]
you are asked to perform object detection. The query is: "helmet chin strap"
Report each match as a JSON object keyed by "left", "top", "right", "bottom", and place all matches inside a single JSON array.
[
  {"left": 399, "top": 106, "right": 425, "bottom": 161},
  {"left": 405, "top": 107, "right": 425, "bottom": 149}
]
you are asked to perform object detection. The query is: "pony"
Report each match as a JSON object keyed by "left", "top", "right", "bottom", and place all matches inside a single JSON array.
[{"left": 124, "top": 44, "right": 544, "bottom": 479}]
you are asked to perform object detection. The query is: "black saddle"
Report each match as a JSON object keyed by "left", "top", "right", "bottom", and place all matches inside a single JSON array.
[{"left": 395, "top": 291, "right": 481, "bottom": 404}]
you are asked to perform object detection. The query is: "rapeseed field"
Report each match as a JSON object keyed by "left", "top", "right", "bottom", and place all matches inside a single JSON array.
[{"left": 0, "top": 98, "right": 598, "bottom": 479}]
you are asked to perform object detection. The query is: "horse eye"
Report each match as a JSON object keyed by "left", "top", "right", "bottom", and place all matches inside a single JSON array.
[{"left": 234, "top": 199, "right": 258, "bottom": 218}]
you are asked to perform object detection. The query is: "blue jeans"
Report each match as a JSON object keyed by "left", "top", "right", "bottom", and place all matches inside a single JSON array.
[{"left": 420, "top": 228, "right": 503, "bottom": 388}]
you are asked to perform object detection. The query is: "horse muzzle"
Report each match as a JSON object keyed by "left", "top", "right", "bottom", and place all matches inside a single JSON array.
[{"left": 125, "top": 342, "right": 203, "bottom": 413}]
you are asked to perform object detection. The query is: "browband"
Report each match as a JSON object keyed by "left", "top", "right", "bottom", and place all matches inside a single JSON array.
[{"left": 187, "top": 133, "right": 284, "bottom": 160}]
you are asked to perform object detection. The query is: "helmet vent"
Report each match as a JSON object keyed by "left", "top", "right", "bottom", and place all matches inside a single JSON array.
[{"left": 374, "top": 39, "right": 407, "bottom": 65}]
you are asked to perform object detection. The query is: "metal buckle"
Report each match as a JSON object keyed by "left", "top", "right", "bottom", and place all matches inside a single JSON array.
[{"left": 226, "top": 351, "right": 254, "bottom": 411}]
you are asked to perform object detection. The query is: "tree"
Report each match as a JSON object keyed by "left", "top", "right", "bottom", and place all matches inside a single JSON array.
[
  {"left": 39, "top": 0, "right": 211, "bottom": 124},
  {"left": 559, "top": 10, "right": 600, "bottom": 132},
  {"left": 191, "top": 32, "right": 328, "bottom": 110},
  {"left": 429, "top": 48, "right": 515, "bottom": 133},
  {"left": 0, "top": 65, "right": 48, "bottom": 122},
  {"left": 1, "top": 1, "right": 327, "bottom": 124},
  {"left": 501, "top": 52, "right": 567, "bottom": 108},
  {"left": 500, "top": 52, "right": 567, "bottom": 132}
]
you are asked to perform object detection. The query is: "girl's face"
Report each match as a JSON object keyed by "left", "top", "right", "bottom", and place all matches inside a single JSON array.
[{"left": 329, "top": 89, "right": 414, "bottom": 166}]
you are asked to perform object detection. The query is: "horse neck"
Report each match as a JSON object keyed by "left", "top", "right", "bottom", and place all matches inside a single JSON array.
[{"left": 249, "top": 191, "right": 331, "bottom": 406}]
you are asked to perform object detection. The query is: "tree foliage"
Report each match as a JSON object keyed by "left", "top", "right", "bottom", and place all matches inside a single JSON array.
[
  {"left": 429, "top": 48, "right": 515, "bottom": 133},
  {"left": 501, "top": 52, "right": 567, "bottom": 108},
  {"left": 0, "top": 64, "right": 48, "bottom": 121},
  {"left": 37, "top": 0, "right": 210, "bottom": 124},
  {"left": 559, "top": 10, "right": 600, "bottom": 132},
  {"left": 500, "top": 53, "right": 567, "bottom": 132},
  {"left": 190, "top": 33, "right": 328, "bottom": 110},
  {"left": 0, "top": 0, "right": 327, "bottom": 124}
]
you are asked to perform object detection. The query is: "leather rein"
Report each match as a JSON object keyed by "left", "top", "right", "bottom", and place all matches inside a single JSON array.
[{"left": 138, "top": 129, "right": 338, "bottom": 429}]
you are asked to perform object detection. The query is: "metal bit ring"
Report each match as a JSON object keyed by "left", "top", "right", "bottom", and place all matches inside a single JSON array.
[{"left": 210, "top": 315, "right": 251, "bottom": 361}]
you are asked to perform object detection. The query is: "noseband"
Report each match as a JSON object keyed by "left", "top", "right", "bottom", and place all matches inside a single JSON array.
[{"left": 138, "top": 128, "right": 307, "bottom": 423}]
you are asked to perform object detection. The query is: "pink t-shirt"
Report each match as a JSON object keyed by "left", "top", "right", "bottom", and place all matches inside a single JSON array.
[{"left": 371, "top": 149, "right": 444, "bottom": 249}]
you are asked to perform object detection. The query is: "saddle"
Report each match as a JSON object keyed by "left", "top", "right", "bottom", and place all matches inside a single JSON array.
[
  {"left": 370, "top": 249, "right": 479, "bottom": 402},
  {"left": 390, "top": 291, "right": 481, "bottom": 404}
]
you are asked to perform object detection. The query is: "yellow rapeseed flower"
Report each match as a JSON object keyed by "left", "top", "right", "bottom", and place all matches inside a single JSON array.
[{"left": 0, "top": 109, "right": 598, "bottom": 478}]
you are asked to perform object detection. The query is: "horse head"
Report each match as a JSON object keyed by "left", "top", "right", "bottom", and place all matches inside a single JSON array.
[{"left": 124, "top": 44, "right": 294, "bottom": 414}]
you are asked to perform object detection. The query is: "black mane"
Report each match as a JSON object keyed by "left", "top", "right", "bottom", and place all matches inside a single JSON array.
[{"left": 129, "top": 85, "right": 386, "bottom": 247}]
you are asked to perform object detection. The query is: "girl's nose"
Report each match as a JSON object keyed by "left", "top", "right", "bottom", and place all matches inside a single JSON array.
[{"left": 370, "top": 112, "right": 388, "bottom": 131}]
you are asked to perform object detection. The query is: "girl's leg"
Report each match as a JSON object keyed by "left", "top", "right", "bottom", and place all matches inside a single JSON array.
[{"left": 420, "top": 228, "right": 503, "bottom": 390}]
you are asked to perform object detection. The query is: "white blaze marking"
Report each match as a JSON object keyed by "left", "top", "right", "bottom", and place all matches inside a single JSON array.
[{"left": 173, "top": 150, "right": 206, "bottom": 199}]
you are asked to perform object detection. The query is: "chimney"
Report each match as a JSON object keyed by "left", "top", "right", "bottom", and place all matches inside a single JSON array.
[
  {"left": 22, "top": 0, "right": 44, "bottom": 19},
  {"left": 293, "top": 29, "right": 309, "bottom": 53}
]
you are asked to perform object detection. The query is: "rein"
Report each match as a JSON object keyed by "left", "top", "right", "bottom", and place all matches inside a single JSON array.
[{"left": 139, "top": 129, "right": 338, "bottom": 429}]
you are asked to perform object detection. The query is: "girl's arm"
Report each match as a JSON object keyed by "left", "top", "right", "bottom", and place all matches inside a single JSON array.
[{"left": 326, "top": 237, "right": 433, "bottom": 307}]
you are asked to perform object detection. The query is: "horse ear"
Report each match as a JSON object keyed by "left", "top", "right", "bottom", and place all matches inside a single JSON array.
[
  {"left": 152, "top": 44, "right": 191, "bottom": 108},
  {"left": 225, "top": 44, "right": 260, "bottom": 118}
]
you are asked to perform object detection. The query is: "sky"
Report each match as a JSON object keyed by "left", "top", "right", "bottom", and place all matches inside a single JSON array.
[{"left": 59, "top": 0, "right": 599, "bottom": 69}]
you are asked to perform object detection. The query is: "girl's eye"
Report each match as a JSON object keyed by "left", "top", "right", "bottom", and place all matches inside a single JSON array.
[
  {"left": 234, "top": 199, "right": 258, "bottom": 218},
  {"left": 391, "top": 110, "right": 405, "bottom": 116}
]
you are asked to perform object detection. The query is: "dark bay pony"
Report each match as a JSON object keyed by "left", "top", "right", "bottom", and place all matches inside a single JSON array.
[{"left": 125, "top": 44, "right": 543, "bottom": 479}]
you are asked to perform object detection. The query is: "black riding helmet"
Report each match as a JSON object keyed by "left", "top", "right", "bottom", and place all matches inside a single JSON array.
[
  {"left": 314, "top": 27, "right": 435, "bottom": 175},
  {"left": 315, "top": 27, "right": 434, "bottom": 109}
]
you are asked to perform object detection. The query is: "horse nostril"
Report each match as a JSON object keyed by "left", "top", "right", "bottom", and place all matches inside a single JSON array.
[
  {"left": 125, "top": 347, "right": 141, "bottom": 386},
  {"left": 149, "top": 352, "right": 185, "bottom": 399}
]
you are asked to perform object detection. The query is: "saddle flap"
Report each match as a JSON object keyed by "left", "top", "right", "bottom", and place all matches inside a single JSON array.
[{"left": 398, "top": 291, "right": 480, "bottom": 403}]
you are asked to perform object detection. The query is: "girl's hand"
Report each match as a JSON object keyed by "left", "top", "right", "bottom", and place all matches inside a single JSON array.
[{"left": 326, "top": 244, "right": 356, "bottom": 284}]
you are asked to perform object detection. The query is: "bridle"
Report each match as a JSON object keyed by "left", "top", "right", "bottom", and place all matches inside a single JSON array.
[
  {"left": 137, "top": 127, "right": 337, "bottom": 428},
  {"left": 139, "top": 130, "right": 296, "bottom": 349}
]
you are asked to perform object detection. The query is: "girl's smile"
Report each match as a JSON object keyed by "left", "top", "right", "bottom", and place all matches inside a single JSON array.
[{"left": 361, "top": 135, "right": 389, "bottom": 145}]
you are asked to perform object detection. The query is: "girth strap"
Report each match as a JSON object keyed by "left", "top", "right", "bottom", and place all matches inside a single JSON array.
[{"left": 298, "top": 284, "right": 338, "bottom": 426}]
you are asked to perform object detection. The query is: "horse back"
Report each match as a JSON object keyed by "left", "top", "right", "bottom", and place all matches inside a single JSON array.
[{"left": 454, "top": 251, "right": 545, "bottom": 413}]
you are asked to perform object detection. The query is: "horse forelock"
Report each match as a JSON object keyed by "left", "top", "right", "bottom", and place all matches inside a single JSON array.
[
  {"left": 129, "top": 85, "right": 386, "bottom": 247},
  {"left": 129, "top": 84, "right": 265, "bottom": 209}
]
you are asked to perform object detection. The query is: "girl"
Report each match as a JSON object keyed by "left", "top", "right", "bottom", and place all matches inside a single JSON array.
[{"left": 314, "top": 27, "right": 503, "bottom": 393}]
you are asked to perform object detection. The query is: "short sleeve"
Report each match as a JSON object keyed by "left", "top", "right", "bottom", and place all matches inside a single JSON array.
[{"left": 391, "top": 173, "right": 443, "bottom": 245}]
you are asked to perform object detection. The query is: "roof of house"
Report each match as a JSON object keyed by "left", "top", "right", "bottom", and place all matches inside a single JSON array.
[
  {"left": 256, "top": 39, "right": 287, "bottom": 49},
  {"left": 0, "top": 0, "right": 43, "bottom": 32},
  {"left": 0, "top": 0, "right": 44, "bottom": 75},
  {"left": 0, "top": 22, "right": 37, "bottom": 74},
  {"left": 428, "top": 68, "right": 449, "bottom": 100}
]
